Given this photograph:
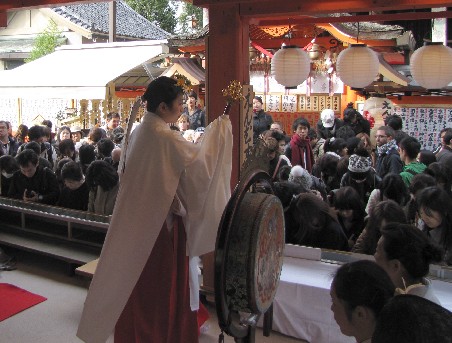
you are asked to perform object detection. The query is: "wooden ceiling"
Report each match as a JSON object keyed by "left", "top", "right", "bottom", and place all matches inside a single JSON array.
[{"left": 192, "top": 0, "right": 452, "bottom": 15}]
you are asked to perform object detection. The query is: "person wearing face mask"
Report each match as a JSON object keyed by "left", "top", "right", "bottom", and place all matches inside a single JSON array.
[
  {"left": 252, "top": 96, "right": 273, "bottom": 144},
  {"left": 0, "top": 155, "right": 19, "bottom": 196}
]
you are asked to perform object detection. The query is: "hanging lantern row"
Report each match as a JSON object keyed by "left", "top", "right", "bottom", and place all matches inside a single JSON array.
[
  {"left": 410, "top": 42, "right": 452, "bottom": 89},
  {"left": 270, "top": 45, "right": 311, "bottom": 89},
  {"left": 270, "top": 43, "right": 379, "bottom": 89},
  {"left": 270, "top": 41, "right": 452, "bottom": 90}
]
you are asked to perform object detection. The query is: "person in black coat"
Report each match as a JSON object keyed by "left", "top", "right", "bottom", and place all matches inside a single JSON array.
[
  {"left": 253, "top": 96, "right": 273, "bottom": 144},
  {"left": 7, "top": 149, "right": 59, "bottom": 205},
  {"left": 375, "top": 126, "right": 403, "bottom": 179},
  {"left": 285, "top": 192, "right": 348, "bottom": 251},
  {"left": 343, "top": 106, "right": 371, "bottom": 136},
  {"left": 316, "top": 108, "right": 344, "bottom": 139},
  {"left": 340, "top": 148, "right": 382, "bottom": 204},
  {"left": 57, "top": 161, "right": 89, "bottom": 211},
  {"left": 0, "top": 155, "right": 19, "bottom": 196}
]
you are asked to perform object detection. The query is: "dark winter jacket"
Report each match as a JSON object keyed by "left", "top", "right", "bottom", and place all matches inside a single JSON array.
[{"left": 8, "top": 165, "right": 59, "bottom": 205}]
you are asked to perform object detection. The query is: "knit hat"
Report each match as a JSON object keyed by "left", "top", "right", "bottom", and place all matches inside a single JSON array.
[
  {"left": 348, "top": 154, "right": 372, "bottom": 173},
  {"left": 288, "top": 165, "right": 313, "bottom": 190},
  {"left": 321, "top": 108, "right": 335, "bottom": 128}
]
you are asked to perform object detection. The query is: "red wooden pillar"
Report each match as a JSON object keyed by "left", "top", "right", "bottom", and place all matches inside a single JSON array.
[
  {"left": 0, "top": 11, "right": 7, "bottom": 28},
  {"left": 206, "top": 3, "right": 250, "bottom": 186}
]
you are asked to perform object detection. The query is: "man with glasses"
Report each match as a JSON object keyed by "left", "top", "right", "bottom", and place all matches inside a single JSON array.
[
  {"left": 375, "top": 126, "right": 403, "bottom": 179},
  {"left": 0, "top": 120, "right": 19, "bottom": 157}
]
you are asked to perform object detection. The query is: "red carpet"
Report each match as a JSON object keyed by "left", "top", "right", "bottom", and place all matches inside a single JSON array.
[{"left": 0, "top": 283, "right": 47, "bottom": 321}]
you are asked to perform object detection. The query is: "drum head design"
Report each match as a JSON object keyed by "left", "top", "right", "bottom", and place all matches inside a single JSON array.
[{"left": 215, "top": 170, "right": 285, "bottom": 338}]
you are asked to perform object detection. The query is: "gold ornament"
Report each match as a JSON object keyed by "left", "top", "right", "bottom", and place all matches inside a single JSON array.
[
  {"left": 174, "top": 73, "right": 193, "bottom": 92},
  {"left": 222, "top": 80, "right": 245, "bottom": 104}
]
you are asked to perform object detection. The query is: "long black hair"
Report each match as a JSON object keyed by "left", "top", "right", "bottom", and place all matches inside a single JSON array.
[
  {"left": 85, "top": 160, "right": 119, "bottom": 191},
  {"left": 417, "top": 186, "right": 452, "bottom": 255},
  {"left": 142, "top": 76, "right": 183, "bottom": 113},
  {"left": 380, "top": 223, "right": 443, "bottom": 280},
  {"left": 363, "top": 200, "right": 407, "bottom": 255},
  {"left": 379, "top": 173, "right": 410, "bottom": 206}
]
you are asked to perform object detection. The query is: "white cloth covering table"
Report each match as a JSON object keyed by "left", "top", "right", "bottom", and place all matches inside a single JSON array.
[{"left": 262, "top": 256, "right": 452, "bottom": 343}]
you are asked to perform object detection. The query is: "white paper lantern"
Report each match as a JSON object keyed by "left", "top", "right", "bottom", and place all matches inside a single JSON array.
[
  {"left": 363, "top": 96, "right": 393, "bottom": 118},
  {"left": 336, "top": 44, "right": 379, "bottom": 88},
  {"left": 363, "top": 96, "right": 394, "bottom": 146},
  {"left": 271, "top": 45, "right": 311, "bottom": 89},
  {"left": 410, "top": 43, "right": 452, "bottom": 89}
]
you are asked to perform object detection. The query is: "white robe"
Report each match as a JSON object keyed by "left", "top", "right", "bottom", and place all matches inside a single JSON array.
[{"left": 77, "top": 113, "right": 232, "bottom": 343}]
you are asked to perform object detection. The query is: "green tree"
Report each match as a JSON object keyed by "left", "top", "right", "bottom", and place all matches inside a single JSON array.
[
  {"left": 26, "top": 20, "right": 62, "bottom": 62},
  {"left": 177, "top": 2, "right": 203, "bottom": 34},
  {"left": 125, "top": 0, "right": 177, "bottom": 34}
]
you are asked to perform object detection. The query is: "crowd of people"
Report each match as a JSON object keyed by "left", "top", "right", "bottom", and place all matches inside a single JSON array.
[
  {"left": 252, "top": 97, "right": 452, "bottom": 340},
  {"left": 0, "top": 90, "right": 209, "bottom": 216},
  {"left": 0, "top": 79, "right": 220, "bottom": 342},
  {"left": 0, "top": 112, "right": 125, "bottom": 215},
  {"left": 254, "top": 99, "right": 452, "bottom": 268},
  {"left": 2, "top": 90, "right": 452, "bottom": 340}
]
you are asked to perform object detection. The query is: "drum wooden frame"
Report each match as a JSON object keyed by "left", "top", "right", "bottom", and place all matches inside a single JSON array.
[{"left": 215, "top": 169, "right": 285, "bottom": 339}]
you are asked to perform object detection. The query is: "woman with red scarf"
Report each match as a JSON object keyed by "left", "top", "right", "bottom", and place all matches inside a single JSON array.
[{"left": 285, "top": 117, "right": 315, "bottom": 173}]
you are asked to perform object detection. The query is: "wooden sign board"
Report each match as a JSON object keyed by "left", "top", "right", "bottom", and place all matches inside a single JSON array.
[{"left": 240, "top": 85, "right": 254, "bottom": 170}]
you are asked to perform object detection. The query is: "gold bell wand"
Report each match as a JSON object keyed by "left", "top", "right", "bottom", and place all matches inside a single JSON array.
[{"left": 222, "top": 80, "right": 245, "bottom": 116}]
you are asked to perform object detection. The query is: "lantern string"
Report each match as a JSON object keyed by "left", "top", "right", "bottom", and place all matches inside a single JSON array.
[
  {"left": 288, "top": 21, "right": 292, "bottom": 43},
  {"left": 356, "top": 22, "right": 360, "bottom": 43}
]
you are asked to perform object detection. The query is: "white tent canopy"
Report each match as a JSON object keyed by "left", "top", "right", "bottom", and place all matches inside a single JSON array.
[{"left": 0, "top": 40, "right": 168, "bottom": 99}]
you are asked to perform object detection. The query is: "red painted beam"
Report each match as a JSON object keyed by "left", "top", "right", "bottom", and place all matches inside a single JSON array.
[
  {"left": 0, "top": 11, "right": 7, "bottom": 28},
  {"left": 257, "top": 11, "right": 452, "bottom": 26},
  {"left": 238, "top": 0, "right": 452, "bottom": 17}
]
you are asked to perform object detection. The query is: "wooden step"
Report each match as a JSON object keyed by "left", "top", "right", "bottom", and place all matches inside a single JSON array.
[
  {"left": 0, "top": 231, "right": 100, "bottom": 265},
  {"left": 75, "top": 258, "right": 98, "bottom": 278}
]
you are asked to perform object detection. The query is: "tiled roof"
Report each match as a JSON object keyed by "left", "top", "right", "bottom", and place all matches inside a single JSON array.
[
  {"left": 52, "top": 0, "right": 170, "bottom": 40},
  {"left": 0, "top": 37, "right": 67, "bottom": 54},
  {"left": 170, "top": 25, "right": 209, "bottom": 40},
  {"left": 0, "top": 39, "right": 36, "bottom": 53}
]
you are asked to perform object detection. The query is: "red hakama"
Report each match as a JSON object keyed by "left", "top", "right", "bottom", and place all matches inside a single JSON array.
[{"left": 114, "top": 217, "right": 199, "bottom": 343}]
